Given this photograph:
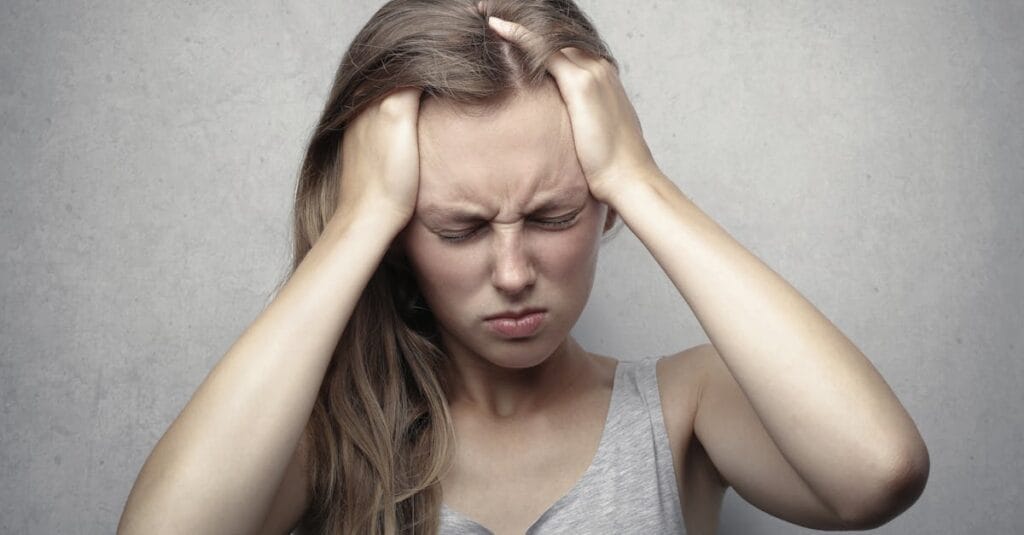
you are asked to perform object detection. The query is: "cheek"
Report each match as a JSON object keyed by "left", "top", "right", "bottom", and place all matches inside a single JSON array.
[
  {"left": 404, "top": 230, "right": 478, "bottom": 296},
  {"left": 536, "top": 217, "right": 603, "bottom": 280}
]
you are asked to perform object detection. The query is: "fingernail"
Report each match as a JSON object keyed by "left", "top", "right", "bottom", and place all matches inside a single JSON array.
[{"left": 488, "top": 16, "right": 509, "bottom": 27}]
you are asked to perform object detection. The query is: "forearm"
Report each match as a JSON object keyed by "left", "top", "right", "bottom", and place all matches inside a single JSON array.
[
  {"left": 609, "top": 172, "right": 928, "bottom": 500},
  {"left": 119, "top": 210, "right": 403, "bottom": 534}
]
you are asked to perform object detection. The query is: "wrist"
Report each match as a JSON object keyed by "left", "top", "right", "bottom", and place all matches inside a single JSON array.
[
  {"left": 602, "top": 168, "right": 672, "bottom": 210},
  {"left": 325, "top": 204, "right": 409, "bottom": 244}
]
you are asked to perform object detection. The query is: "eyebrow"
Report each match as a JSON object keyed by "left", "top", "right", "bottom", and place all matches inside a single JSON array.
[{"left": 421, "top": 193, "right": 586, "bottom": 224}]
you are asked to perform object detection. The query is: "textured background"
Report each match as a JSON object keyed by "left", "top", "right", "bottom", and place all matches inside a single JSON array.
[{"left": 2, "top": 1, "right": 1021, "bottom": 533}]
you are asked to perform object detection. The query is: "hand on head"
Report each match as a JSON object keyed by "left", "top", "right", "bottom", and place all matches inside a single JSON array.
[
  {"left": 336, "top": 87, "right": 423, "bottom": 229},
  {"left": 487, "top": 16, "right": 661, "bottom": 204},
  {"left": 334, "top": 13, "right": 660, "bottom": 233}
]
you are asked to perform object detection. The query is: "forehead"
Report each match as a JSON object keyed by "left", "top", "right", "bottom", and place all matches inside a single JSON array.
[{"left": 416, "top": 79, "right": 586, "bottom": 221}]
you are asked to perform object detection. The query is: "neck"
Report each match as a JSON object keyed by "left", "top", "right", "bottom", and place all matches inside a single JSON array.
[{"left": 442, "top": 335, "right": 596, "bottom": 419}]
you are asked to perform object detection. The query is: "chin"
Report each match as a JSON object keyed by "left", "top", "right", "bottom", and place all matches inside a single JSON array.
[
  {"left": 489, "top": 352, "right": 551, "bottom": 370},
  {"left": 477, "top": 335, "right": 563, "bottom": 370}
]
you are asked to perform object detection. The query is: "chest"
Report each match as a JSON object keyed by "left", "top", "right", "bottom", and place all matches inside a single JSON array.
[
  {"left": 441, "top": 360, "right": 725, "bottom": 534},
  {"left": 441, "top": 394, "right": 610, "bottom": 534}
]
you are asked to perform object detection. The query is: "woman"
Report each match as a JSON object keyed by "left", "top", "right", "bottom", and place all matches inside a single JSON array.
[{"left": 119, "top": 1, "right": 930, "bottom": 534}]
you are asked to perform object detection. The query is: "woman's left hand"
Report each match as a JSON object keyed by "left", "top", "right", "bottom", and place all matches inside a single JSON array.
[{"left": 487, "top": 16, "right": 663, "bottom": 205}]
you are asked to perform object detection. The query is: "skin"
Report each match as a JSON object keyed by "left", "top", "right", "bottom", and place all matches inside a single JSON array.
[
  {"left": 397, "top": 76, "right": 617, "bottom": 418},
  {"left": 280, "top": 14, "right": 931, "bottom": 534},
  {"left": 483, "top": 14, "right": 929, "bottom": 530},
  {"left": 394, "top": 77, "right": 636, "bottom": 535},
  {"left": 123, "top": 10, "right": 903, "bottom": 535}
]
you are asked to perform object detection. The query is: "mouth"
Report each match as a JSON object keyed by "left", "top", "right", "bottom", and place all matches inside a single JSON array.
[
  {"left": 484, "top": 307, "right": 546, "bottom": 321},
  {"left": 484, "top": 311, "right": 547, "bottom": 339}
]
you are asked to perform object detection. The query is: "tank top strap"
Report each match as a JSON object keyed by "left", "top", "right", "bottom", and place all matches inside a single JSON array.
[
  {"left": 439, "top": 356, "right": 687, "bottom": 534},
  {"left": 523, "top": 355, "right": 686, "bottom": 533},
  {"left": 631, "top": 355, "right": 687, "bottom": 520}
]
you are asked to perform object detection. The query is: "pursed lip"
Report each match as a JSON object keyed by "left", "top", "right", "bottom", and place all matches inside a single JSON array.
[{"left": 484, "top": 308, "right": 546, "bottom": 321}]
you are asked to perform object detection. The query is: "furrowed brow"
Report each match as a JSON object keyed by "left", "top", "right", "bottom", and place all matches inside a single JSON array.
[
  {"left": 532, "top": 196, "right": 580, "bottom": 212},
  {"left": 422, "top": 191, "right": 588, "bottom": 224},
  {"left": 525, "top": 191, "right": 590, "bottom": 215},
  {"left": 421, "top": 205, "right": 490, "bottom": 224}
]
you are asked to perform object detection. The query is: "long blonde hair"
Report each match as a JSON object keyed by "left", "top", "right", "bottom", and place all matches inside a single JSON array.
[{"left": 289, "top": 1, "right": 616, "bottom": 532}]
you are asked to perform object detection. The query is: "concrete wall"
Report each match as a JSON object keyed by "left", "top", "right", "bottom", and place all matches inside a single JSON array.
[{"left": 2, "top": 1, "right": 1020, "bottom": 532}]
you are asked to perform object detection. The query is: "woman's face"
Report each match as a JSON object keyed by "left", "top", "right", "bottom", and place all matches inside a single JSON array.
[{"left": 397, "top": 79, "right": 614, "bottom": 370}]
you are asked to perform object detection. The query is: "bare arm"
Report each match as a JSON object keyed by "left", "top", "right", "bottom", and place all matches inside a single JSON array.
[
  {"left": 117, "top": 210, "right": 404, "bottom": 535},
  {"left": 618, "top": 176, "right": 929, "bottom": 526},
  {"left": 118, "top": 88, "right": 424, "bottom": 535},
  {"left": 485, "top": 16, "right": 928, "bottom": 527}
]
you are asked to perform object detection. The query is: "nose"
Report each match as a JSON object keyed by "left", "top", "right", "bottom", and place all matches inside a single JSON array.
[{"left": 490, "top": 226, "right": 536, "bottom": 296}]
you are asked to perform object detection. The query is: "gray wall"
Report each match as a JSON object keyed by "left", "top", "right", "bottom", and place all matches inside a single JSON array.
[{"left": 2, "top": 1, "right": 1020, "bottom": 533}]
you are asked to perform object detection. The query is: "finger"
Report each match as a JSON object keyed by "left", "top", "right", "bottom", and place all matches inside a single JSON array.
[
  {"left": 486, "top": 17, "right": 544, "bottom": 55},
  {"left": 559, "top": 47, "right": 599, "bottom": 68},
  {"left": 385, "top": 86, "right": 424, "bottom": 107},
  {"left": 487, "top": 16, "right": 580, "bottom": 79}
]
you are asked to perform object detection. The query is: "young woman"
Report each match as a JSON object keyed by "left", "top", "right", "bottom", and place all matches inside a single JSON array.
[{"left": 119, "top": 1, "right": 930, "bottom": 534}]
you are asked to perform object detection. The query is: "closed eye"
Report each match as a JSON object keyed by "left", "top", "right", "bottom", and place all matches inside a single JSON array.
[
  {"left": 438, "top": 213, "right": 580, "bottom": 243},
  {"left": 536, "top": 213, "right": 579, "bottom": 229}
]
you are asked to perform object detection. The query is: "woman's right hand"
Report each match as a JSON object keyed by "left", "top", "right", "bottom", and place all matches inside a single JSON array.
[
  {"left": 118, "top": 89, "right": 426, "bottom": 535},
  {"left": 335, "top": 87, "right": 423, "bottom": 229}
]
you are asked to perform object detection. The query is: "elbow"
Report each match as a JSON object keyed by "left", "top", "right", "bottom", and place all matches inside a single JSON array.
[{"left": 840, "top": 441, "right": 931, "bottom": 530}]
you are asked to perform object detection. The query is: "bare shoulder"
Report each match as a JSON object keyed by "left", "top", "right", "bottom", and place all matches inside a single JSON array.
[
  {"left": 654, "top": 343, "right": 715, "bottom": 408},
  {"left": 652, "top": 344, "right": 732, "bottom": 531},
  {"left": 650, "top": 344, "right": 714, "bottom": 461}
]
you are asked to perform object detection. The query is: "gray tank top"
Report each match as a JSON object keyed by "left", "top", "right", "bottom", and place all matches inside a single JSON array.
[{"left": 439, "top": 355, "right": 687, "bottom": 534}]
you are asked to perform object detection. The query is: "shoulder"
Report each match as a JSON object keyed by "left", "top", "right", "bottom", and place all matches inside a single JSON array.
[
  {"left": 650, "top": 343, "right": 713, "bottom": 439},
  {"left": 656, "top": 342, "right": 741, "bottom": 436},
  {"left": 653, "top": 343, "right": 715, "bottom": 402},
  {"left": 651, "top": 344, "right": 730, "bottom": 494}
]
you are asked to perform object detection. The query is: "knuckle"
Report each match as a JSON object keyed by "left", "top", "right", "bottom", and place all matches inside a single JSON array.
[
  {"left": 571, "top": 69, "right": 598, "bottom": 92},
  {"left": 378, "top": 90, "right": 419, "bottom": 119},
  {"left": 595, "top": 59, "right": 615, "bottom": 77},
  {"left": 377, "top": 95, "right": 405, "bottom": 119}
]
